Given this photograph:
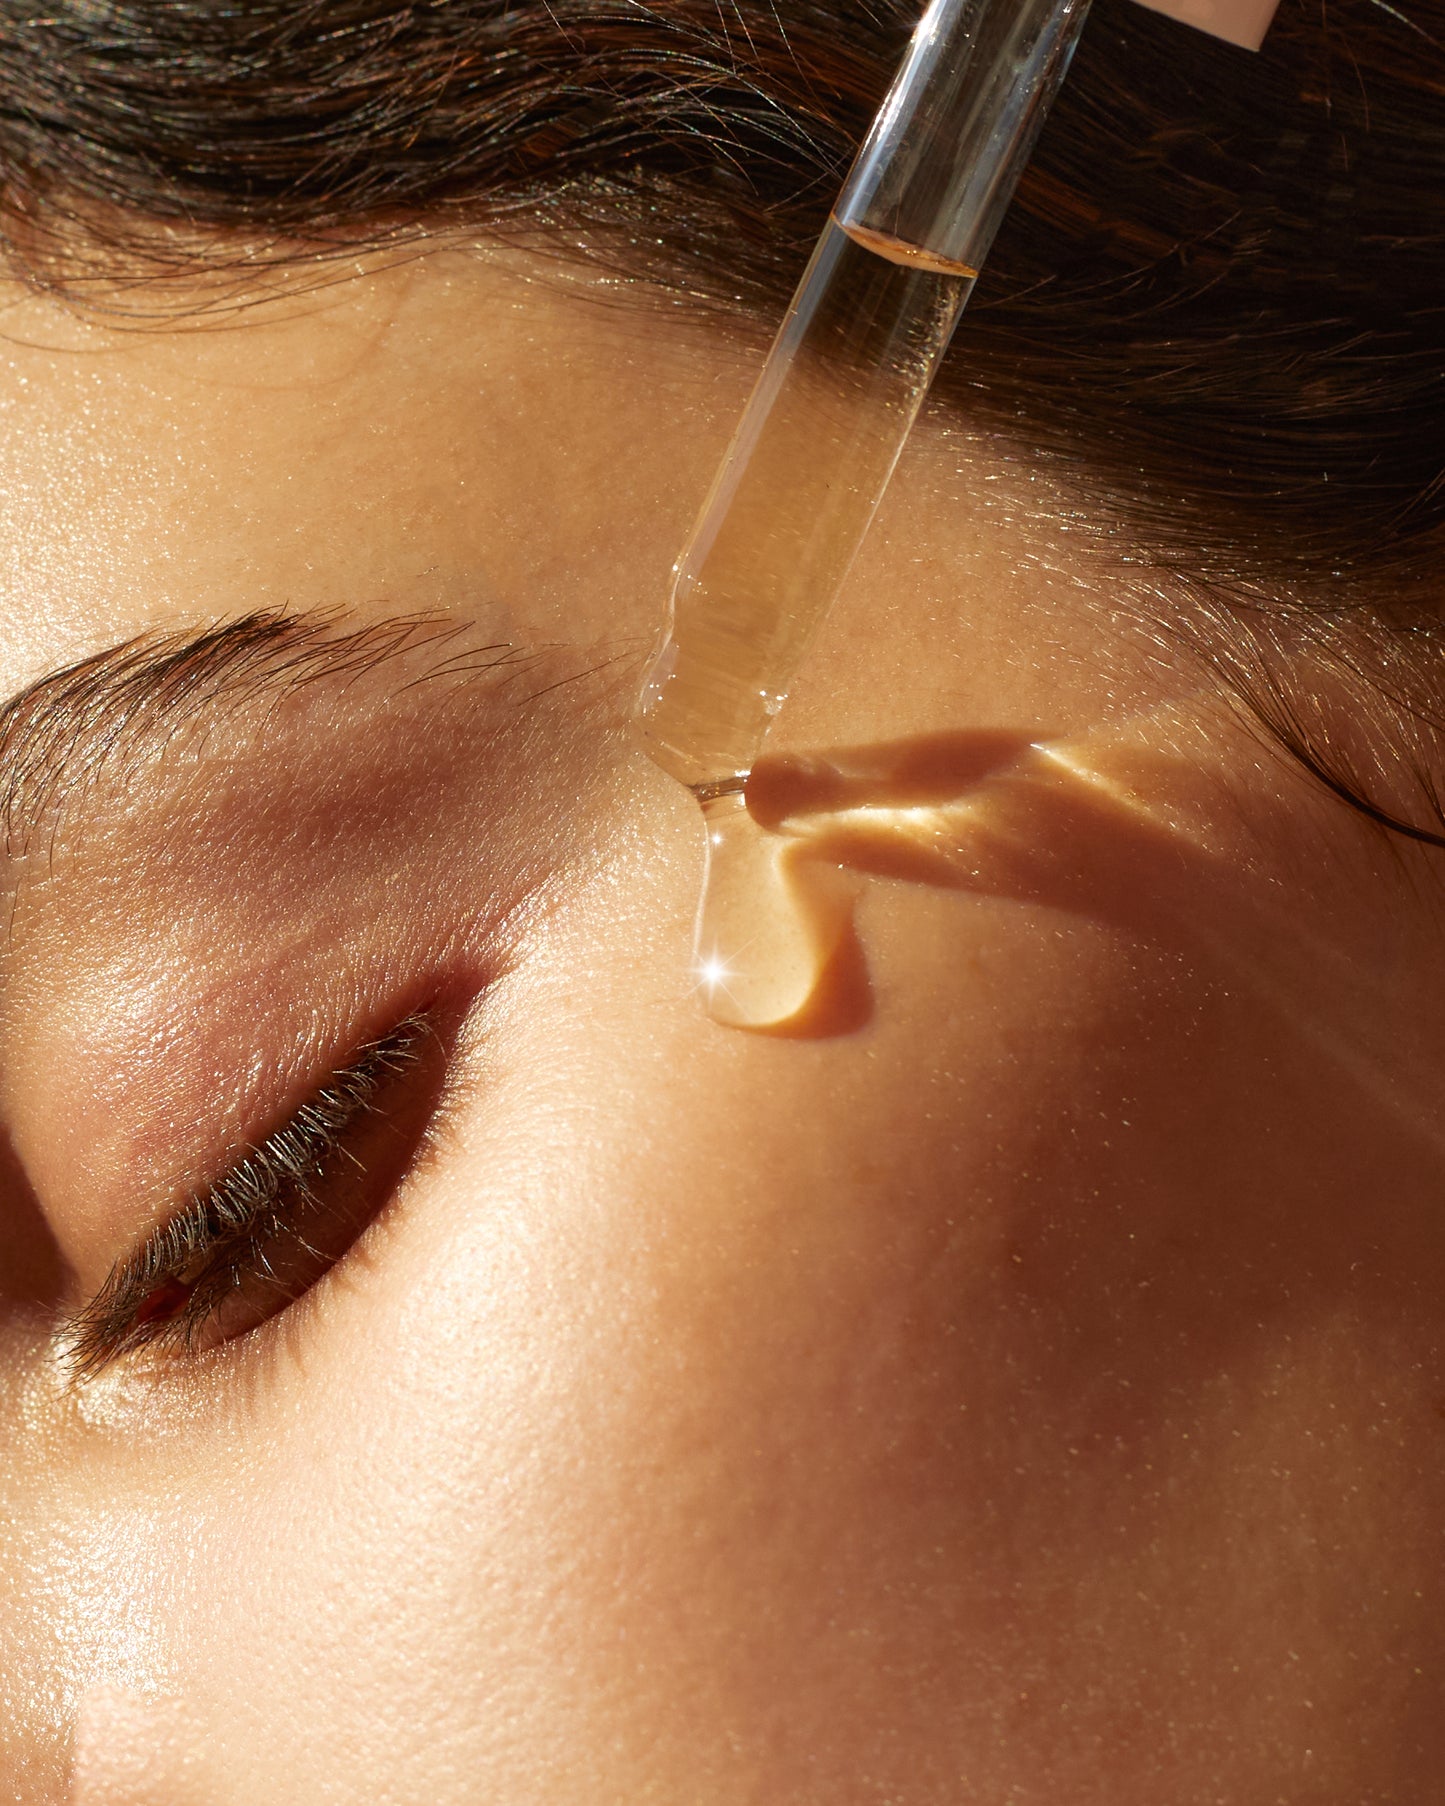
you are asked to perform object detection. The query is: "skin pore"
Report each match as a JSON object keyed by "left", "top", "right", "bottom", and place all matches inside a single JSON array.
[{"left": 0, "top": 238, "right": 1443, "bottom": 1806}]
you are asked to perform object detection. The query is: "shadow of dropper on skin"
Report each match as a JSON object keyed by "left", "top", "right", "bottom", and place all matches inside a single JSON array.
[
  {"left": 740, "top": 721, "right": 1236, "bottom": 974},
  {"left": 746, "top": 729, "right": 1042, "bottom": 828},
  {"left": 748, "top": 725, "right": 1175, "bottom": 916},
  {"left": 728, "top": 718, "right": 1445, "bottom": 1158}
]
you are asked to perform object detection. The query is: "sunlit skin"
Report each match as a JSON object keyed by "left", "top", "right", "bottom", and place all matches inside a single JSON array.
[{"left": 0, "top": 240, "right": 1443, "bottom": 1805}]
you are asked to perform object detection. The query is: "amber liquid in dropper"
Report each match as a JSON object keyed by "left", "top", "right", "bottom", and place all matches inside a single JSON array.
[
  {"left": 641, "top": 218, "right": 977, "bottom": 790},
  {"left": 639, "top": 219, "right": 975, "bottom": 1029}
]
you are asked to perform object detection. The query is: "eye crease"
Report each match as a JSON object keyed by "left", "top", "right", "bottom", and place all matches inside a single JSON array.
[{"left": 61, "top": 1013, "right": 433, "bottom": 1381}]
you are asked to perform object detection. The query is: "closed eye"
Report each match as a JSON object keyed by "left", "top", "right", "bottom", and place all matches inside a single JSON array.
[{"left": 61, "top": 1012, "right": 437, "bottom": 1380}]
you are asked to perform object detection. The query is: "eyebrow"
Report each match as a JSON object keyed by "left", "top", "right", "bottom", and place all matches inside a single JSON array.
[{"left": 0, "top": 609, "right": 573, "bottom": 859}]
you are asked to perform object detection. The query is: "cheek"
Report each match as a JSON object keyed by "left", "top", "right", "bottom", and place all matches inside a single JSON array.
[{"left": 44, "top": 850, "right": 1150, "bottom": 1785}]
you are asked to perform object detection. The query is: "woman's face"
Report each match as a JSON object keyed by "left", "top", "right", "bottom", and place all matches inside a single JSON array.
[{"left": 2, "top": 245, "right": 1443, "bottom": 1804}]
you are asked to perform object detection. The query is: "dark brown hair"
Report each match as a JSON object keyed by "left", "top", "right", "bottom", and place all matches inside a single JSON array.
[{"left": 0, "top": 0, "right": 1442, "bottom": 827}]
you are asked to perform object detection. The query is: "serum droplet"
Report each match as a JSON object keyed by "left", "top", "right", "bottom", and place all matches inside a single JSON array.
[{"left": 692, "top": 789, "right": 855, "bottom": 1031}]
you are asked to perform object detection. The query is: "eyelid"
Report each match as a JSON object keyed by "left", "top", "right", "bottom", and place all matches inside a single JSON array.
[{"left": 60, "top": 1013, "right": 432, "bottom": 1380}]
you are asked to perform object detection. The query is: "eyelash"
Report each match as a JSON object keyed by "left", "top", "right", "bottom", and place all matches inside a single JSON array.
[{"left": 62, "top": 1014, "right": 431, "bottom": 1380}]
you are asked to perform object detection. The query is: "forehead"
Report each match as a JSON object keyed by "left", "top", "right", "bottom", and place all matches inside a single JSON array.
[
  {"left": 0, "top": 249, "right": 711, "bottom": 689},
  {"left": 0, "top": 243, "right": 1143, "bottom": 765}
]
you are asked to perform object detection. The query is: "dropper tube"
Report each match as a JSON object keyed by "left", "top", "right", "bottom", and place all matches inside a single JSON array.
[{"left": 637, "top": 0, "right": 1093, "bottom": 791}]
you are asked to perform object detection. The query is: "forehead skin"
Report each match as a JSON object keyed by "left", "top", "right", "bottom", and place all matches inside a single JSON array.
[{"left": 1, "top": 245, "right": 1444, "bottom": 1806}]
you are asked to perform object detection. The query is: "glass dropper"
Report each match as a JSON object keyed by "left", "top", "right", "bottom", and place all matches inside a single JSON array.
[
  {"left": 632, "top": 0, "right": 1279, "bottom": 1028},
  {"left": 631, "top": 0, "right": 1093, "bottom": 1027},
  {"left": 636, "top": 0, "right": 1094, "bottom": 796}
]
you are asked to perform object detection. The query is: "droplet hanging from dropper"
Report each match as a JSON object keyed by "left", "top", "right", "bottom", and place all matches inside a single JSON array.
[{"left": 691, "top": 783, "right": 856, "bottom": 1031}]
